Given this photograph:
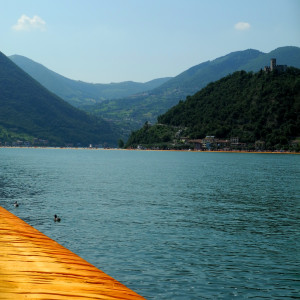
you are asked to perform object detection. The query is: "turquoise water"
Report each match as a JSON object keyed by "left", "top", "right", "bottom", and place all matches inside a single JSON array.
[{"left": 0, "top": 148, "right": 299, "bottom": 299}]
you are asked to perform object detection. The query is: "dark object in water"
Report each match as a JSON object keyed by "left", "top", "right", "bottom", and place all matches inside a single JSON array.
[
  {"left": 54, "top": 214, "right": 61, "bottom": 222},
  {"left": 14, "top": 201, "right": 19, "bottom": 207}
]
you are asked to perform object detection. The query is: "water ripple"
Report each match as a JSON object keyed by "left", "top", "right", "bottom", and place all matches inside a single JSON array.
[{"left": 0, "top": 149, "right": 299, "bottom": 299}]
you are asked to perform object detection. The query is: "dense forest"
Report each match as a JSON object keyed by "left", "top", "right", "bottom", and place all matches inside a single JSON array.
[
  {"left": 126, "top": 68, "right": 300, "bottom": 151},
  {"left": 0, "top": 52, "right": 119, "bottom": 147},
  {"left": 89, "top": 46, "right": 300, "bottom": 138}
]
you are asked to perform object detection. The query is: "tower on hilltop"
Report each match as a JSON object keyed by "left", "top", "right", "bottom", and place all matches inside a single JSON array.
[
  {"left": 264, "top": 58, "right": 287, "bottom": 73},
  {"left": 270, "top": 58, "right": 276, "bottom": 71}
]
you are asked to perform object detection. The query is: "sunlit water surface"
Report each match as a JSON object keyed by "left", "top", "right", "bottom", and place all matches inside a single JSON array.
[{"left": 0, "top": 148, "right": 299, "bottom": 299}]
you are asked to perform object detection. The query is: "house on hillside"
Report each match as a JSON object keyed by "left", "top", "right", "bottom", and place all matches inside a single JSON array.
[
  {"left": 188, "top": 139, "right": 203, "bottom": 151},
  {"left": 189, "top": 136, "right": 230, "bottom": 151},
  {"left": 202, "top": 136, "right": 215, "bottom": 150},
  {"left": 216, "top": 139, "right": 230, "bottom": 149},
  {"left": 255, "top": 140, "right": 265, "bottom": 151},
  {"left": 230, "top": 137, "right": 246, "bottom": 150}
]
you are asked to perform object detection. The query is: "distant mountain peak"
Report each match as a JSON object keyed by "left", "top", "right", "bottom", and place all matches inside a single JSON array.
[{"left": 9, "top": 54, "right": 172, "bottom": 107}]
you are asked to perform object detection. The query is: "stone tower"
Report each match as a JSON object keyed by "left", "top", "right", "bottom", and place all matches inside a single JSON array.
[{"left": 270, "top": 58, "right": 276, "bottom": 71}]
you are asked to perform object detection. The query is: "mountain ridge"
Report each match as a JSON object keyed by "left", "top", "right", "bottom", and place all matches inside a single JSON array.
[
  {"left": 88, "top": 46, "right": 300, "bottom": 138},
  {"left": 6, "top": 46, "right": 300, "bottom": 143},
  {"left": 0, "top": 51, "right": 119, "bottom": 146},
  {"left": 9, "top": 54, "right": 172, "bottom": 107}
]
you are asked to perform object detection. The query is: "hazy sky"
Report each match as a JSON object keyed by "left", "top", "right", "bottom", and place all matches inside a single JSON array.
[{"left": 1, "top": 0, "right": 299, "bottom": 83}]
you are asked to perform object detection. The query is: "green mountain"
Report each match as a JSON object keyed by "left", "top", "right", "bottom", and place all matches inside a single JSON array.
[
  {"left": 9, "top": 54, "right": 171, "bottom": 107},
  {"left": 0, "top": 51, "right": 118, "bottom": 147},
  {"left": 125, "top": 68, "right": 300, "bottom": 151},
  {"left": 89, "top": 46, "right": 300, "bottom": 137}
]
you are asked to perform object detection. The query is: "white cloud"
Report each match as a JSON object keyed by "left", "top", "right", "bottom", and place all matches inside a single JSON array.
[
  {"left": 12, "top": 15, "right": 46, "bottom": 31},
  {"left": 234, "top": 22, "right": 251, "bottom": 31}
]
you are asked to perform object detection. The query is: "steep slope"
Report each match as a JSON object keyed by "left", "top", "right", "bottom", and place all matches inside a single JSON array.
[
  {"left": 0, "top": 52, "right": 118, "bottom": 146},
  {"left": 9, "top": 55, "right": 171, "bottom": 107},
  {"left": 89, "top": 46, "right": 300, "bottom": 137},
  {"left": 126, "top": 68, "right": 300, "bottom": 150}
]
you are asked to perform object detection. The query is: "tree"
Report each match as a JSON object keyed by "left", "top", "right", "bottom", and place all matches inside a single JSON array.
[{"left": 118, "top": 139, "right": 124, "bottom": 148}]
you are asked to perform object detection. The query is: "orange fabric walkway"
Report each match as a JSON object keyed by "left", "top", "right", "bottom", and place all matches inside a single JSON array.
[{"left": 0, "top": 206, "right": 146, "bottom": 299}]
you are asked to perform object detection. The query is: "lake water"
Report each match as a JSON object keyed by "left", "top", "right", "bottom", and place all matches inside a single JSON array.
[{"left": 0, "top": 148, "right": 299, "bottom": 299}]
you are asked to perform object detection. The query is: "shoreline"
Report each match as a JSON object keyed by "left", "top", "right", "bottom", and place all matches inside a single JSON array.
[
  {"left": 0, "top": 146, "right": 299, "bottom": 154},
  {"left": 0, "top": 206, "right": 145, "bottom": 299}
]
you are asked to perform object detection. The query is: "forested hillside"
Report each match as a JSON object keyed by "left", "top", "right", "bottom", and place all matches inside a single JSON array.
[
  {"left": 0, "top": 52, "right": 118, "bottom": 147},
  {"left": 126, "top": 68, "right": 300, "bottom": 151},
  {"left": 9, "top": 55, "right": 171, "bottom": 107},
  {"left": 90, "top": 46, "right": 300, "bottom": 138}
]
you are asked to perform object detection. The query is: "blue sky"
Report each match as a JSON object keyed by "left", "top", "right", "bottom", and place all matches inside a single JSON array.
[{"left": 1, "top": 0, "right": 299, "bottom": 83}]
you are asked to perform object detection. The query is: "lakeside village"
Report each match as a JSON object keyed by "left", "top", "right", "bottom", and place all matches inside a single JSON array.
[
  {"left": 136, "top": 135, "right": 300, "bottom": 152},
  {"left": 2, "top": 134, "right": 299, "bottom": 152},
  {"left": 0, "top": 138, "right": 107, "bottom": 149},
  {"left": 0, "top": 138, "right": 49, "bottom": 148}
]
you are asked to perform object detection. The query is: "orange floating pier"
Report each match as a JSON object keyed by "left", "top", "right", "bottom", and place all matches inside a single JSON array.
[{"left": 0, "top": 206, "right": 146, "bottom": 299}]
